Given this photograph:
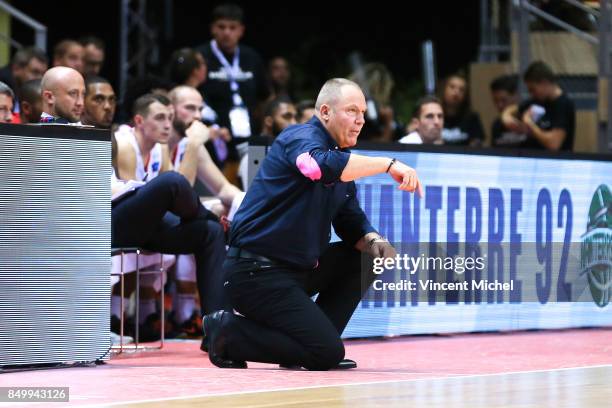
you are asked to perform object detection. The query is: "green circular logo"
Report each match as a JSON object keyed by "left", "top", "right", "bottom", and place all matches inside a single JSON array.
[{"left": 581, "top": 184, "right": 612, "bottom": 307}]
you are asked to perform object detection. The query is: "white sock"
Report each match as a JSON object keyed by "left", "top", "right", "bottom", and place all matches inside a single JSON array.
[
  {"left": 111, "top": 295, "right": 126, "bottom": 318},
  {"left": 174, "top": 293, "right": 196, "bottom": 324},
  {"left": 138, "top": 299, "right": 157, "bottom": 323}
]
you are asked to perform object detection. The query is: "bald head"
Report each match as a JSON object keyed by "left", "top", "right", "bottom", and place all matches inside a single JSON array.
[
  {"left": 41, "top": 66, "right": 85, "bottom": 122},
  {"left": 315, "top": 78, "right": 362, "bottom": 111},
  {"left": 168, "top": 85, "right": 201, "bottom": 105},
  {"left": 169, "top": 85, "right": 204, "bottom": 128},
  {"left": 314, "top": 78, "right": 366, "bottom": 148}
]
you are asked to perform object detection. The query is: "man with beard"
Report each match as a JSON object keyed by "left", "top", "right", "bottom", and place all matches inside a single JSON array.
[
  {"left": 238, "top": 98, "right": 297, "bottom": 188},
  {"left": 165, "top": 85, "right": 243, "bottom": 338},
  {"left": 81, "top": 76, "right": 116, "bottom": 128},
  {"left": 19, "top": 79, "right": 43, "bottom": 124},
  {"left": 167, "top": 85, "right": 243, "bottom": 212},
  {"left": 399, "top": 96, "right": 444, "bottom": 144},
  {"left": 40, "top": 66, "right": 85, "bottom": 124}
]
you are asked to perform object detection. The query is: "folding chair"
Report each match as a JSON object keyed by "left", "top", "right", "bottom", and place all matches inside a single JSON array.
[{"left": 110, "top": 247, "right": 166, "bottom": 353}]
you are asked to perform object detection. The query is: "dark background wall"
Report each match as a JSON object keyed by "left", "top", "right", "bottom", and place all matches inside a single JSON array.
[{"left": 10, "top": 0, "right": 480, "bottom": 114}]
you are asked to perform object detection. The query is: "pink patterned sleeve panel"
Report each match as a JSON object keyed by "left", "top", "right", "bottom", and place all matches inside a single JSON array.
[{"left": 295, "top": 152, "right": 322, "bottom": 181}]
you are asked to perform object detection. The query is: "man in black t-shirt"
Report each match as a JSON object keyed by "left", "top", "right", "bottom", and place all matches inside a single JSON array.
[
  {"left": 439, "top": 74, "right": 485, "bottom": 147},
  {"left": 501, "top": 61, "right": 575, "bottom": 151},
  {"left": 490, "top": 75, "right": 529, "bottom": 148},
  {"left": 195, "top": 4, "right": 269, "bottom": 162}
]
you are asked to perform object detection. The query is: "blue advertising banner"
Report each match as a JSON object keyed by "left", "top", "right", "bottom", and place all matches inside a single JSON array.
[{"left": 343, "top": 147, "right": 612, "bottom": 338}]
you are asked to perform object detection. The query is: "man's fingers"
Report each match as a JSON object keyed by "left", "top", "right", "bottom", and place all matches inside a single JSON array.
[{"left": 416, "top": 179, "right": 424, "bottom": 197}]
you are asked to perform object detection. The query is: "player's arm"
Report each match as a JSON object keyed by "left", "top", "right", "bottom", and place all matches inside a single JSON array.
[
  {"left": 116, "top": 138, "right": 137, "bottom": 181},
  {"left": 177, "top": 121, "right": 210, "bottom": 185},
  {"left": 160, "top": 145, "right": 174, "bottom": 173},
  {"left": 196, "top": 143, "right": 242, "bottom": 207}
]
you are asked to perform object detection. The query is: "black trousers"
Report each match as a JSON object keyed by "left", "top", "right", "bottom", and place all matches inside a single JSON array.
[
  {"left": 219, "top": 242, "right": 374, "bottom": 370},
  {"left": 112, "top": 172, "right": 229, "bottom": 313}
]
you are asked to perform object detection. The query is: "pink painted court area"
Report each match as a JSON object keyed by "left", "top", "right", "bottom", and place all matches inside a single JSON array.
[{"left": 2, "top": 328, "right": 611, "bottom": 406}]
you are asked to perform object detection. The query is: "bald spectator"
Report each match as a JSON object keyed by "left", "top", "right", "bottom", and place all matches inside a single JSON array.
[
  {"left": 40, "top": 66, "right": 85, "bottom": 124},
  {"left": 82, "top": 76, "right": 116, "bottom": 128},
  {"left": 79, "top": 36, "right": 106, "bottom": 76},
  {"left": 19, "top": 79, "right": 42, "bottom": 124},
  {"left": 53, "top": 39, "right": 84, "bottom": 74},
  {"left": 0, "top": 81, "right": 15, "bottom": 123}
]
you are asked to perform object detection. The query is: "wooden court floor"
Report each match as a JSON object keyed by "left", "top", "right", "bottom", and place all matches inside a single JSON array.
[{"left": 109, "top": 365, "right": 612, "bottom": 408}]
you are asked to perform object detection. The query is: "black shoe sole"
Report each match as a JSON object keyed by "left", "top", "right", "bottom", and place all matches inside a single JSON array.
[{"left": 203, "top": 312, "right": 247, "bottom": 369}]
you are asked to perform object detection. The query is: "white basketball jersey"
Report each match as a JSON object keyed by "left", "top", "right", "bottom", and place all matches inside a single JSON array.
[
  {"left": 172, "top": 138, "right": 189, "bottom": 171},
  {"left": 115, "top": 125, "right": 163, "bottom": 182}
]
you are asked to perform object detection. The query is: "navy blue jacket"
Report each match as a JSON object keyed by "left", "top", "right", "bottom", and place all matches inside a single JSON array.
[{"left": 229, "top": 116, "right": 375, "bottom": 268}]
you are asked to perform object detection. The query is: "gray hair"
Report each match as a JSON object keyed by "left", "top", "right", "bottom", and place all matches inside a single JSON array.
[
  {"left": 314, "top": 78, "right": 361, "bottom": 110},
  {"left": 0, "top": 81, "right": 15, "bottom": 100}
]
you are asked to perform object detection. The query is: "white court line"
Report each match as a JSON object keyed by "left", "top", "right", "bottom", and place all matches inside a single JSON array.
[{"left": 81, "top": 363, "right": 612, "bottom": 407}]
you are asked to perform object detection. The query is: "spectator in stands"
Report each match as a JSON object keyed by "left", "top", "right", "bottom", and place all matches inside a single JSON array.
[
  {"left": 0, "top": 81, "right": 15, "bottom": 123},
  {"left": 490, "top": 75, "right": 528, "bottom": 148},
  {"left": 502, "top": 61, "right": 575, "bottom": 151},
  {"left": 349, "top": 62, "right": 403, "bottom": 142},
  {"left": 168, "top": 48, "right": 208, "bottom": 89},
  {"left": 267, "top": 56, "right": 294, "bottom": 101},
  {"left": 196, "top": 3, "right": 270, "bottom": 161},
  {"left": 0, "top": 47, "right": 48, "bottom": 123},
  {"left": 0, "top": 47, "right": 47, "bottom": 92},
  {"left": 167, "top": 47, "right": 232, "bottom": 165},
  {"left": 238, "top": 97, "right": 297, "bottom": 188},
  {"left": 398, "top": 96, "right": 444, "bottom": 144},
  {"left": 19, "top": 79, "right": 43, "bottom": 124},
  {"left": 81, "top": 76, "right": 116, "bottom": 128},
  {"left": 40, "top": 66, "right": 85, "bottom": 124},
  {"left": 53, "top": 39, "right": 85, "bottom": 74},
  {"left": 439, "top": 73, "right": 485, "bottom": 146},
  {"left": 296, "top": 99, "right": 315, "bottom": 124},
  {"left": 114, "top": 93, "right": 229, "bottom": 340},
  {"left": 79, "top": 36, "right": 106, "bottom": 76}
]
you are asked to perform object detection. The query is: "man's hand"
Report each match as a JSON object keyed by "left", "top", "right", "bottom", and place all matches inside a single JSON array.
[
  {"left": 521, "top": 108, "right": 535, "bottom": 128},
  {"left": 507, "top": 117, "right": 529, "bottom": 133},
  {"left": 186, "top": 120, "right": 210, "bottom": 145},
  {"left": 388, "top": 160, "right": 424, "bottom": 196},
  {"left": 209, "top": 126, "right": 232, "bottom": 142},
  {"left": 369, "top": 239, "right": 397, "bottom": 260}
]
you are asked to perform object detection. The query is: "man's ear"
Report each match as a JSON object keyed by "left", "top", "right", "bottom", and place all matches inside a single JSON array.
[
  {"left": 133, "top": 114, "right": 144, "bottom": 127},
  {"left": 263, "top": 116, "right": 273, "bottom": 129},
  {"left": 319, "top": 104, "right": 330, "bottom": 121},
  {"left": 21, "top": 101, "right": 31, "bottom": 116},
  {"left": 42, "top": 90, "right": 54, "bottom": 106}
]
